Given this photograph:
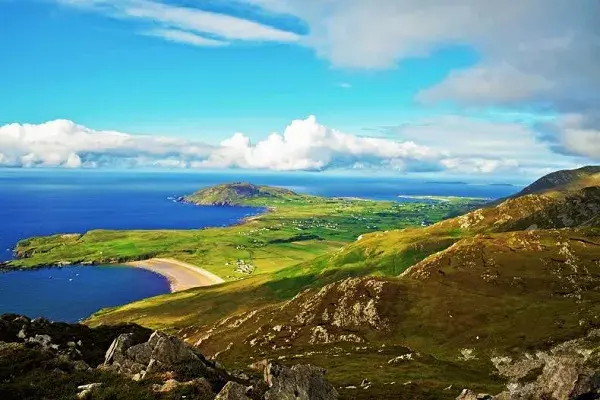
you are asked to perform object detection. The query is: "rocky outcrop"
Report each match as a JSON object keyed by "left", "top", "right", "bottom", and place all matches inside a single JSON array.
[
  {"left": 1, "top": 313, "right": 339, "bottom": 400},
  {"left": 215, "top": 381, "right": 251, "bottom": 399},
  {"left": 263, "top": 362, "right": 338, "bottom": 400},
  {"left": 458, "top": 330, "right": 600, "bottom": 400},
  {"left": 103, "top": 331, "right": 214, "bottom": 379},
  {"left": 0, "top": 313, "right": 152, "bottom": 368},
  {"left": 456, "top": 390, "right": 492, "bottom": 400},
  {"left": 235, "top": 277, "right": 398, "bottom": 350}
]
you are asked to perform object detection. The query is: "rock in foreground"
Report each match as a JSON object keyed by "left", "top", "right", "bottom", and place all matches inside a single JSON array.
[{"left": 0, "top": 314, "right": 338, "bottom": 400}]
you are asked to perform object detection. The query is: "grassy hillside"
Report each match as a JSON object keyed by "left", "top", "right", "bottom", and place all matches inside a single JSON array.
[
  {"left": 199, "top": 228, "right": 600, "bottom": 398},
  {"left": 184, "top": 182, "right": 303, "bottom": 206},
  {"left": 514, "top": 165, "right": 600, "bottom": 196},
  {"left": 83, "top": 167, "right": 600, "bottom": 398},
  {"left": 87, "top": 227, "right": 600, "bottom": 398}
]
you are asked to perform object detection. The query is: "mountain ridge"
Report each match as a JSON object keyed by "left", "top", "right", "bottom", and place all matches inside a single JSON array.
[{"left": 514, "top": 165, "right": 600, "bottom": 197}]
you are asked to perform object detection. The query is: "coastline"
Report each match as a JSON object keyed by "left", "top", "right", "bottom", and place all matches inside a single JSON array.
[
  {"left": 125, "top": 258, "right": 225, "bottom": 292},
  {"left": 7, "top": 203, "right": 270, "bottom": 270},
  {"left": 177, "top": 197, "right": 271, "bottom": 227}
]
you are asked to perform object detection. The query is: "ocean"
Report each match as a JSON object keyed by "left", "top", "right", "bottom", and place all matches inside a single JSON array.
[{"left": 0, "top": 169, "right": 519, "bottom": 322}]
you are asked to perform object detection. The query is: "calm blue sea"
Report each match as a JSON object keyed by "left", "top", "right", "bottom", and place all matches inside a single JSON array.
[{"left": 0, "top": 169, "right": 519, "bottom": 322}]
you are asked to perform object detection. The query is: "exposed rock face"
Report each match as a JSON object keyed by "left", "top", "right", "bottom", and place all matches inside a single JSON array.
[
  {"left": 292, "top": 278, "right": 390, "bottom": 331},
  {"left": 232, "top": 277, "right": 398, "bottom": 350},
  {"left": 195, "top": 277, "right": 398, "bottom": 356},
  {"left": 459, "top": 330, "right": 600, "bottom": 400},
  {"left": 215, "top": 381, "right": 251, "bottom": 399},
  {"left": 104, "top": 331, "right": 202, "bottom": 375},
  {"left": 263, "top": 362, "right": 339, "bottom": 400},
  {"left": 102, "top": 330, "right": 233, "bottom": 393}
]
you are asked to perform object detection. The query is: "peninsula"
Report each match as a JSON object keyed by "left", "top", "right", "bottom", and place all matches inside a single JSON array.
[{"left": 8, "top": 182, "right": 482, "bottom": 283}]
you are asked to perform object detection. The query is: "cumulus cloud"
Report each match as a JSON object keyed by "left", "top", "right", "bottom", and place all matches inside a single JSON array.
[
  {"left": 0, "top": 119, "right": 214, "bottom": 168},
  {"left": 1, "top": 115, "right": 579, "bottom": 175},
  {"left": 199, "top": 115, "right": 441, "bottom": 171},
  {"left": 0, "top": 117, "right": 443, "bottom": 172}
]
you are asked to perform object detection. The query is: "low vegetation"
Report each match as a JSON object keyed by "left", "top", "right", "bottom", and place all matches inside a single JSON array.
[{"left": 7, "top": 167, "right": 600, "bottom": 398}]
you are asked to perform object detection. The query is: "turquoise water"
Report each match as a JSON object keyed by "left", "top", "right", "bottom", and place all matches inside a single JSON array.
[{"left": 0, "top": 169, "right": 519, "bottom": 322}]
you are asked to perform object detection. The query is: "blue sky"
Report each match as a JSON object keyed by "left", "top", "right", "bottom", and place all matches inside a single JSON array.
[{"left": 0, "top": 0, "right": 598, "bottom": 179}]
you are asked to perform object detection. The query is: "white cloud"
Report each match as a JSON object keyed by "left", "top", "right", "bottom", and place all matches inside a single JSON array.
[
  {"left": 440, "top": 158, "right": 519, "bottom": 174},
  {"left": 338, "top": 82, "right": 352, "bottom": 89},
  {"left": 387, "top": 115, "right": 585, "bottom": 175},
  {"left": 537, "top": 113, "right": 600, "bottom": 160},
  {"left": 562, "top": 129, "right": 600, "bottom": 160},
  {"left": 245, "top": 0, "right": 600, "bottom": 140},
  {"left": 0, "top": 119, "right": 214, "bottom": 168},
  {"left": 1, "top": 115, "right": 581, "bottom": 176},
  {"left": 143, "top": 29, "right": 228, "bottom": 47},
  {"left": 392, "top": 116, "right": 551, "bottom": 160},
  {"left": 418, "top": 63, "right": 555, "bottom": 105},
  {"left": 2, "top": 117, "right": 443, "bottom": 171},
  {"left": 199, "top": 115, "right": 441, "bottom": 171},
  {"left": 54, "top": 1, "right": 599, "bottom": 125},
  {"left": 54, "top": 0, "right": 300, "bottom": 45}
]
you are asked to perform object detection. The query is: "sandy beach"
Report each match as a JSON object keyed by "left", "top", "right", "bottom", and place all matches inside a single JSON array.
[{"left": 126, "top": 258, "right": 224, "bottom": 292}]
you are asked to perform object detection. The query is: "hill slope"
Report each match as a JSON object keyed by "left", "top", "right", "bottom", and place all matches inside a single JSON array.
[
  {"left": 440, "top": 185, "right": 600, "bottom": 233},
  {"left": 514, "top": 165, "right": 600, "bottom": 197},
  {"left": 158, "top": 228, "right": 600, "bottom": 399},
  {"left": 184, "top": 182, "right": 302, "bottom": 206},
  {"left": 86, "top": 167, "right": 600, "bottom": 398}
]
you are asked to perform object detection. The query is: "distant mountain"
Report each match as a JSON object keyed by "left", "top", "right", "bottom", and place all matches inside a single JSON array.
[
  {"left": 184, "top": 182, "right": 301, "bottom": 206},
  {"left": 514, "top": 165, "right": 600, "bottom": 197}
]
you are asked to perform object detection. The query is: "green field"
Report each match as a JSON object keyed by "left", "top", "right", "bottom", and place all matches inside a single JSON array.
[{"left": 9, "top": 185, "right": 483, "bottom": 283}]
